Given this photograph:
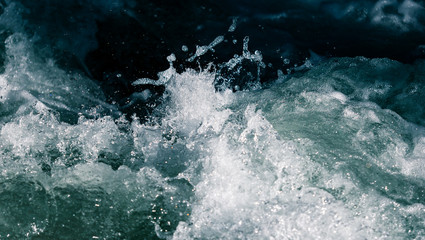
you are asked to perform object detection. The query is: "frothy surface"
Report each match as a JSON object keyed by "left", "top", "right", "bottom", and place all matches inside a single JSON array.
[{"left": 0, "top": 0, "right": 425, "bottom": 239}]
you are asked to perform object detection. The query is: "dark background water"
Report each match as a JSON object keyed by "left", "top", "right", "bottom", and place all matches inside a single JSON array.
[{"left": 3, "top": 0, "right": 424, "bottom": 119}]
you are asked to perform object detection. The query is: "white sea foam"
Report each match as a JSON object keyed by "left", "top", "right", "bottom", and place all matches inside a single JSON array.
[
  {"left": 166, "top": 57, "right": 425, "bottom": 239},
  {"left": 2, "top": 52, "right": 425, "bottom": 238},
  {"left": 0, "top": 6, "right": 424, "bottom": 236}
]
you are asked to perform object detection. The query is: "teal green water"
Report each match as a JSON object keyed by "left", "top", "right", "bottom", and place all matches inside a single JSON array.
[
  {"left": 1, "top": 2, "right": 425, "bottom": 239},
  {"left": 1, "top": 49, "right": 425, "bottom": 238}
]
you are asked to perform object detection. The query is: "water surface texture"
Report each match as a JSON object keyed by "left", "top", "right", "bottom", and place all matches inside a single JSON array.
[{"left": 0, "top": 0, "right": 425, "bottom": 239}]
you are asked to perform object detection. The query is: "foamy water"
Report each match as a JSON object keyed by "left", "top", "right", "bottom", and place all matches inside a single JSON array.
[{"left": 0, "top": 0, "right": 425, "bottom": 239}]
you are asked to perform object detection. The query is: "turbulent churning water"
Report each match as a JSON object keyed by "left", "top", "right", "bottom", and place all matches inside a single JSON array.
[{"left": 0, "top": 0, "right": 425, "bottom": 239}]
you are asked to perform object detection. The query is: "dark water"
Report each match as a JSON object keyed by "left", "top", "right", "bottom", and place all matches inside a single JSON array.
[{"left": 0, "top": 0, "right": 425, "bottom": 239}]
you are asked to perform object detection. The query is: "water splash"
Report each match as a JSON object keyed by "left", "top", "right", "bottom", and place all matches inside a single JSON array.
[{"left": 187, "top": 36, "right": 225, "bottom": 62}]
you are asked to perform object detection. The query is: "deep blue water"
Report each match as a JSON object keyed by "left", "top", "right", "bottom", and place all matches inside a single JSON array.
[{"left": 0, "top": 0, "right": 425, "bottom": 239}]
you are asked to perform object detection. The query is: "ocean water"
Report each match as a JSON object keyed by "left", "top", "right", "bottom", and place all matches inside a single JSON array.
[{"left": 0, "top": 0, "right": 425, "bottom": 239}]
